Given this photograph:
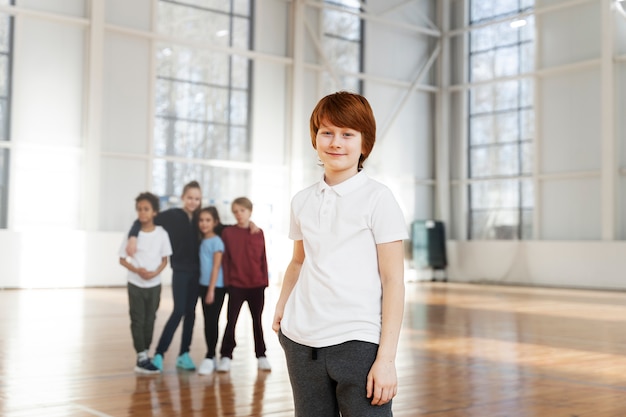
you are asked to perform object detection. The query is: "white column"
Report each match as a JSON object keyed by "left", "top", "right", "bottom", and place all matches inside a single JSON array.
[
  {"left": 435, "top": 0, "right": 450, "bottom": 226},
  {"left": 83, "top": 0, "right": 104, "bottom": 230},
  {"left": 601, "top": 0, "right": 616, "bottom": 240},
  {"left": 288, "top": 0, "right": 306, "bottom": 196}
]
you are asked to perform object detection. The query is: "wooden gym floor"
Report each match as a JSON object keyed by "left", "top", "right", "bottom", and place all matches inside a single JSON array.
[{"left": 0, "top": 281, "right": 625, "bottom": 416}]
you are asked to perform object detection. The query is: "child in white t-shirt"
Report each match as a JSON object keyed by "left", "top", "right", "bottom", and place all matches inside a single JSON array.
[
  {"left": 119, "top": 192, "right": 172, "bottom": 374},
  {"left": 273, "top": 92, "right": 408, "bottom": 416}
]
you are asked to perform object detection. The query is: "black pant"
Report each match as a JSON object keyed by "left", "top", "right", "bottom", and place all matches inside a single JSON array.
[
  {"left": 220, "top": 286, "right": 267, "bottom": 359},
  {"left": 155, "top": 270, "right": 199, "bottom": 356},
  {"left": 199, "top": 285, "right": 227, "bottom": 359}
]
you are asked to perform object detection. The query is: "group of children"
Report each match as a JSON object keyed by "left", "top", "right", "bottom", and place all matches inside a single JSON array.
[
  {"left": 120, "top": 91, "right": 408, "bottom": 416},
  {"left": 119, "top": 183, "right": 271, "bottom": 376}
]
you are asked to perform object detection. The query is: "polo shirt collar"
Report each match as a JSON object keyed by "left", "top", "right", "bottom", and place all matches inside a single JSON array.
[{"left": 317, "top": 170, "right": 368, "bottom": 197}]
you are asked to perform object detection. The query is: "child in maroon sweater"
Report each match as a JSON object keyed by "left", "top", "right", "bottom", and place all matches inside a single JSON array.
[{"left": 216, "top": 197, "right": 271, "bottom": 372}]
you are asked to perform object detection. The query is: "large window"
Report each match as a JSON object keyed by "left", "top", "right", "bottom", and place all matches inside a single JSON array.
[
  {"left": 321, "top": 0, "right": 364, "bottom": 94},
  {"left": 468, "top": 1, "right": 534, "bottom": 239},
  {"left": 155, "top": 0, "right": 253, "bottom": 204},
  {"left": 0, "top": 3, "right": 14, "bottom": 229}
]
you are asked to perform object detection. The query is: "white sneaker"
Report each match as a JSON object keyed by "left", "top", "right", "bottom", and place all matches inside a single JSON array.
[
  {"left": 217, "top": 357, "right": 231, "bottom": 373},
  {"left": 257, "top": 356, "right": 272, "bottom": 371},
  {"left": 198, "top": 358, "right": 216, "bottom": 375}
]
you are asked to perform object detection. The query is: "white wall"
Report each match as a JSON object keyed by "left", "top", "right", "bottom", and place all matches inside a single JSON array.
[{"left": 448, "top": 241, "right": 626, "bottom": 291}]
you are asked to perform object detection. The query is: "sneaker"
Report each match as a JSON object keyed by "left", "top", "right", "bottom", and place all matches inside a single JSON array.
[
  {"left": 198, "top": 358, "right": 216, "bottom": 375},
  {"left": 135, "top": 359, "right": 160, "bottom": 374},
  {"left": 216, "top": 357, "right": 231, "bottom": 373},
  {"left": 152, "top": 353, "right": 163, "bottom": 371},
  {"left": 257, "top": 356, "right": 272, "bottom": 371},
  {"left": 176, "top": 352, "right": 196, "bottom": 371}
]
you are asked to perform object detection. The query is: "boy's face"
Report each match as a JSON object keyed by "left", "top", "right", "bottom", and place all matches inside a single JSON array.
[
  {"left": 231, "top": 203, "right": 252, "bottom": 225},
  {"left": 136, "top": 200, "right": 157, "bottom": 225},
  {"left": 315, "top": 120, "right": 362, "bottom": 177}
]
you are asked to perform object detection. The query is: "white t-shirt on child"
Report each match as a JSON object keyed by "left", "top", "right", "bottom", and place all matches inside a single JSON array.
[{"left": 119, "top": 225, "right": 172, "bottom": 288}]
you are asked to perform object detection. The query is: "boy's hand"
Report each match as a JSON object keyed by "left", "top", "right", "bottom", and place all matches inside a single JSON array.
[
  {"left": 366, "top": 358, "right": 398, "bottom": 406},
  {"left": 272, "top": 307, "right": 283, "bottom": 333},
  {"left": 126, "top": 237, "right": 138, "bottom": 256},
  {"left": 249, "top": 221, "right": 260, "bottom": 234}
]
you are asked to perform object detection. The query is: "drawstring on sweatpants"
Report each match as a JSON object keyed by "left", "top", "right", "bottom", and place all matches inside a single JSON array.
[{"left": 312, "top": 347, "right": 318, "bottom": 360}]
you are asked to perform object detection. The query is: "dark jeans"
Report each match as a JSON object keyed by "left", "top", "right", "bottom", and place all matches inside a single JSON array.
[
  {"left": 199, "top": 285, "right": 227, "bottom": 359},
  {"left": 220, "top": 286, "right": 267, "bottom": 359},
  {"left": 155, "top": 270, "right": 199, "bottom": 356},
  {"left": 127, "top": 283, "right": 161, "bottom": 354},
  {"left": 279, "top": 331, "right": 391, "bottom": 417}
]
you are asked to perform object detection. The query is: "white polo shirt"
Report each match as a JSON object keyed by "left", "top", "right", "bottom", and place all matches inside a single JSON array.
[{"left": 281, "top": 171, "right": 409, "bottom": 348}]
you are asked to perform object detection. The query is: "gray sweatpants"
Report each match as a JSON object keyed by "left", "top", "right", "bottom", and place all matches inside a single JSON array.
[{"left": 279, "top": 331, "right": 393, "bottom": 417}]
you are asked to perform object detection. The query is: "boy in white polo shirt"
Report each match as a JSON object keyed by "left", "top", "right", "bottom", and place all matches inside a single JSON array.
[{"left": 273, "top": 91, "right": 408, "bottom": 417}]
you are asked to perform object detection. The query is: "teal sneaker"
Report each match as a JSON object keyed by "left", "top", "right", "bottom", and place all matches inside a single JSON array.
[
  {"left": 152, "top": 353, "right": 163, "bottom": 371},
  {"left": 176, "top": 352, "right": 196, "bottom": 371}
]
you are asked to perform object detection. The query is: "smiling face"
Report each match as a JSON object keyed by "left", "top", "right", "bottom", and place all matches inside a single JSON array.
[
  {"left": 315, "top": 120, "right": 363, "bottom": 185},
  {"left": 181, "top": 187, "right": 202, "bottom": 214},
  {"left": 309, "top": 92, "right": 377, "bottom": 179},
  {"left": 198, "top": 210, "right": 217, "bottom": 237}
]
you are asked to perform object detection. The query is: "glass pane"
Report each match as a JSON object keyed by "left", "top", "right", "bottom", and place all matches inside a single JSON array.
[
  {"left": 470, "top": 144, "right": 520, "bottom": 178},
  {"left": 521, "top": 42, "right": 534, "bottom": 73},
  {"left": 229, "top": 126, "right": 249, "bottom": 161},
  {"left": 494, "top": 46, "right": 519, "bottom": 78},
  {"left": 232, "top": 16, "right": 251, "bottom": 49},
  {"left": 520, "top": 15, "right": 535, "bottom": 42},
  {"left": 323, "top": 37, "right": 360, "bottom": 74},
  {"left": 469, "top": 85, "right": 495, "bottom": 114},
  {"left": 470, "top": 115, "right": 493, "bottom": 145},
  {"left": 170, "top": 0, "right": 231, "bottom": 13},
  {"left": 471, "top": 21, "right": 519, "bottom": 52},
  {"left": 0, "top": 14, "right": 10, "bottom": 52},
  {"left": 494, "top": 80, "right": 520, "bottom": 111},
  {"left": 158, "top": 3, "right": 231, "bottom": 43},
  {"left": 521, "top": 179, "right": 534, "bottom": 208},
  {"left": 0, "top": 53, "right": 7, "bottom": 99},
  {"left": 231, "top": 55, "right": 249, "bottom": 88},
  {"left": 471, "top": 0, "right": 519, "bottom": 22},
  {"left": 0, "top": 148, "right": 8, "bottom": 227},
  {"left": 0, "top": 98, "right": 8, "bottom": 141},
  {"left": 521, "top": 141, "right": 532, "bottom": 174},
  {"left": 230, "top": 90, "right": 248, "bottom": 125},
  {"left": 470, "top": 112, "right": 519, "bottom": 145},
  {"left": 521, "top": 109, "right": 534, "bottom": 140},
  {"left": 520, "top": 78, "right": 533, "bottom": 107},
  {"left": 157, "top": 45, "right": 230, "bottom": 85},
  {"left": 471, "top": 180, "right": 520, "bottom": 209},
  {"left": 234, "top": 0, "right": 251, "bottom": 15},
  {"left": 470, "top": 51, "right": 494, "bottom": 82},
  {"left": 324, "top": 8, "right": 361, "bottom": 41}
]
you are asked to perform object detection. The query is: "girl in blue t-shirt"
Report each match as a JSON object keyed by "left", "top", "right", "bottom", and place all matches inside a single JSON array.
[{"left": 197, "top": 206, "right": 226, "bottom": 375}]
